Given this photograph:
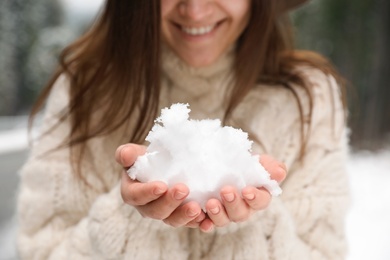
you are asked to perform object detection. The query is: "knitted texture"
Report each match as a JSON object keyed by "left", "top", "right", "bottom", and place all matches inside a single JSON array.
[{"left": 17, "top": 48, "right": 350, "bottom": 259}]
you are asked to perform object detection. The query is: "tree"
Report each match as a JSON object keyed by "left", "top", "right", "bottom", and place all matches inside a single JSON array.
[
  {"left": 292, "top": 0, "right": 390, "bottom": 149},
  {"left": 0, "top": 0, "right": 73, "bottom": 115}
]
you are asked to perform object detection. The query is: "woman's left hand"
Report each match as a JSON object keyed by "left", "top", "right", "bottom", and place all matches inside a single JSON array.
[{"left": 197, "top": 155, "right": 287, "bottom": 232}]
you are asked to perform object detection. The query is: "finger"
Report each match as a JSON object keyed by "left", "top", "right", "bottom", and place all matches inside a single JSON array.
[
  {"left": 137, "top": 183, "right": 189, "bottom": 220},
  {"left": 115, "top": 144, "right": 147, "bottom": 168},
  {"left": 199, "top": 218, "right": 214, "bottom": 233},
  {"left": 259, "top": 154, "right": 287, "bottom": 182},
  {"left": 121, "top": 173, "right": 168, "bottom": 206},
  {"left": 220, "top": 186, "right": 251, "bottom": 223},
  {"left": 242, "top": 186, "right": 272, "bottom": 211},
  {"left": 205, "top": 198, "right": 230, "bottom": 227},
  {"left": 185, "top": 211, "right": 206, "bottom": 228},
  {"left": 163, "top": 201, "right": 202, "bottom": 228}
]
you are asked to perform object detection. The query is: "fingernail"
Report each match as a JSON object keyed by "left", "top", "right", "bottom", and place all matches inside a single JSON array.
[
  {"left": 187, "top": 209, "right": 198, "bottom": 217},
  {"left": 276, "top": 166, "right": 286, "bottom": 182},
  {"left": 174, "top": 191, "right": 187, "bottom": 200},
  {"left": 282, "top": 162, "right": 287, "bottom": 170},
  {"left": 223, "top": 193, "right": 235, "bottom": 202},
  {"left": 278, "top": 166, "right": 286, "bottom": 175},
  {"left": 205, "top": 225, "right": 214, "bottom": 233},
  {"left": 195, "top": 214, "right": 205, "bottom": 223},
  {"left": 154, "top": 188, "right": 166, "bottom": 195},
  {"left": 117, "top": 144, "right": 126, "bottom": 153},
  {"left": 119, "top": 146, "right": 127, "bottom": 165},
  {"left": 209, "top": 207, "right": 220, "bottom": 215},
  {"left": 243, "top": 193, "right": 255, "bottom": 200}
]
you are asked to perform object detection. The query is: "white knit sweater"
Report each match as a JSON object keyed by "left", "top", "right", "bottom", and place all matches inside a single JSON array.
[{"left": 17, "top": 48, "right": 350, "bottom": 259}]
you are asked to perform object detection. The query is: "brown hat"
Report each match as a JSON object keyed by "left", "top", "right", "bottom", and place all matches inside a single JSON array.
[{"left": 280, "top": 0, "right": 309, "bottom": 12}]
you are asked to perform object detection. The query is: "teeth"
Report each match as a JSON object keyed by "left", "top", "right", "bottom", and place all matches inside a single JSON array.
[{"left": 181, "top": 25, "right": 215, "bottom": 36}]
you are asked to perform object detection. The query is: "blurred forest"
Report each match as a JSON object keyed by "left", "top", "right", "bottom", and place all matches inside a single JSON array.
[
  {"left": 293, "top": 0, "right": 390, "bottom": 150},
  {"left": 0, "top": 0, "right": 389, "bottom": 150}
]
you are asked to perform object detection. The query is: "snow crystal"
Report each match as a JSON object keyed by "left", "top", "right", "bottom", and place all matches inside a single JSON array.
[{"left": 128, "top": 103, "right": 282, "bottom": 210}]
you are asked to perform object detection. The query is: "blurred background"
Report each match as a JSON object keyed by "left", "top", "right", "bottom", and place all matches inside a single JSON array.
[{"left": 0, "top": 0, "right": 389, "bottom": 259}]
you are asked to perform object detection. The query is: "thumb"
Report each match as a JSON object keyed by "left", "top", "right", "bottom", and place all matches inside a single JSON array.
[
  {"left": 259, "top": 154, "right": 287, "bottom": 183},
  {"left": 115, "top": 143, "right": 147, "bottom": 168}
]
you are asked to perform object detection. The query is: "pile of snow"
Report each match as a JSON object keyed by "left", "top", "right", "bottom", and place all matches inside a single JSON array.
[{"left": 129, "top": 104, "right": 281, "bottom": 209}]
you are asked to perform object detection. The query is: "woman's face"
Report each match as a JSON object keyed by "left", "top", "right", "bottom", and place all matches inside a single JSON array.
[{"left": 161, "top": 0, "right": 251, "bottom": 68}]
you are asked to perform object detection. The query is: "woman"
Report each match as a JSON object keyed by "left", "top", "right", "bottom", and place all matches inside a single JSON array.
[{"left": 17, "top": 0, "right": 350, "bottom": 259}]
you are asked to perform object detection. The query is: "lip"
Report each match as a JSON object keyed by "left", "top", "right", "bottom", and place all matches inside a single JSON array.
[
  {"left": 171, "top": 20, "right": 225, "bottom": 41},
  {"left": 181, "top": 24, "right": 215, "bottom": 36}
]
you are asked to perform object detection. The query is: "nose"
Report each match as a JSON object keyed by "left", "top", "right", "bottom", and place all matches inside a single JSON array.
[{"left": 179, "top": 0, "right": 213, "bottom": 22}]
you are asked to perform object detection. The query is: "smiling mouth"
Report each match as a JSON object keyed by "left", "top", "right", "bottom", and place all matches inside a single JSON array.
[
  {"left": 181, "top": 24, "right": 216, "bottom": 36},
  {"left": 175, "top": 20, "right": 224, "bottom": 36}
]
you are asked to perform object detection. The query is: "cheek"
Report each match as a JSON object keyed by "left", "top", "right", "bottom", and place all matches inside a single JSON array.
[
  {"left": 161, "top": 0, "right": 176, "bottom": 16},
  {"left": 160, "top": 21, "right": 169, "bottom": 43},
  {"left": 228, "top": 0, "right": 251, "bottom": 28},
  {"left": 161, "top": 1, "right": 175, "bottom": 42},
  {"left": 161, "top": 0, "right": 178, "bottom": 29},
  {"left": 161, "top": 0, "right": 169, "bottom": 20}
]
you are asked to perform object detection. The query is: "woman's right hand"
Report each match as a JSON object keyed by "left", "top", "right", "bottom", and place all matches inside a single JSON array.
[{"left": 115, "top": 144, "right": 206, "bottom": 228}]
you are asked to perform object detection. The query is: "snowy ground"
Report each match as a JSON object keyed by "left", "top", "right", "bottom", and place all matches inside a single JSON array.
[
  {"left": 346, "top": 150, "right": 390, "bottom": 260},
  {"left": 0, "top": 123, "right": 389, "bottom": 259}
]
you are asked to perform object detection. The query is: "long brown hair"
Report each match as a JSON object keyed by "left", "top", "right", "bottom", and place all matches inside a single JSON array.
[{"left": 30, "top": 0, "right": 346, "bottom": 175}]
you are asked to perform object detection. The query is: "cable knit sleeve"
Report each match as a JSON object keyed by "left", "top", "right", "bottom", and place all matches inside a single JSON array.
[
  {"left": 275, "top": 71, "right": 350, "bottom": 259},
  {"left": 211, "top": 68, "right": 350, "bottom": 259},
  {"left": 261, "top": 69, "right": 349, "bottom": 259},
  {"left": 16, "top": 76, "right": 181, "bottom": 260}
]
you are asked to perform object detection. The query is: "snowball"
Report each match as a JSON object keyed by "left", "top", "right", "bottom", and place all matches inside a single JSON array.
[{"left": 128, "top": 103, "right": 282, "bottom": 210}]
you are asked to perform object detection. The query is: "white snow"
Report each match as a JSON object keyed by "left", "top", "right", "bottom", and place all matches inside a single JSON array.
[
  {"left": 0, "top": 128, "right": 29, "bottom": 155},
  {"left": 0, "top": 219, "right": 17, "bottom": 260},
  {"left": 0, "top": 115, "right": 41, "bottom": 155},
  {"left": 59, "top": 0, "right": 104, "bottom": 28},
  {"left": 60, "top": 0, "right": 104, "bottom": 17},
  {"left": 129, "top": 104, "right": 281, "bottom": 209},
  {"left": 346, "top": 150, "right": 390, "bottom": 260}
]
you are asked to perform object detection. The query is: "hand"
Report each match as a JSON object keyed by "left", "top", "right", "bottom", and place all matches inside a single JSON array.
[
  {"left": 199, "top": 155, "right": 287, "bottom": 232},
  {"left": 115, "top": 144, "right": 206, "bottom": 228}
]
